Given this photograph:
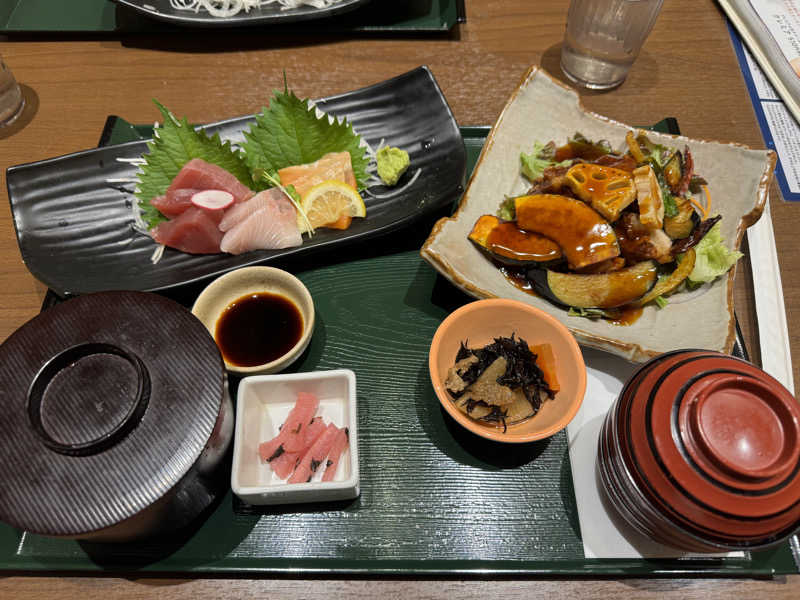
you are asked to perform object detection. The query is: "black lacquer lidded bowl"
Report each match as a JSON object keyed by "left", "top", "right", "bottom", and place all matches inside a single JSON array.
[{"left": 0, "top": 291, "right": 232, "bottom": 542}]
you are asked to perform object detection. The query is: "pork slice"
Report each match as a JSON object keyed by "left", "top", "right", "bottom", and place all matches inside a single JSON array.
[
  {"left": 167, "top": 158, "right": 254, "bottom": 204},
  {"left": 219, "top": 193, "right": 301, "bottom": 255},
  {"left": 150, "top": 207, "right": 223, "bottom": 254}
]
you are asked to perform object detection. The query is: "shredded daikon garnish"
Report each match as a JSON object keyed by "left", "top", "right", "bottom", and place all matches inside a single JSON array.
[
  {"left": 169, "top": 0, "right": 346, "bottom": 17},
  {"left": 365, "top": 168, "right": 422, "bottom": 199}
]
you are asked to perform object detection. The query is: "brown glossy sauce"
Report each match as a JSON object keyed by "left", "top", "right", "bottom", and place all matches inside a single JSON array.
[
  {"left": 486, "top": 222, "right": 562, "bottom": 263},
  {"left": 515, "top": 195, "right": 619, "bottom": 269},
  {"left": 500, "top": 266, "right": 537, "bottom": 295},
  {"left": 215, "top": 292, "right": 303, "bottom": 367},
  {"left": 607, "top": 306, "right": 644, "bottom": 326}
]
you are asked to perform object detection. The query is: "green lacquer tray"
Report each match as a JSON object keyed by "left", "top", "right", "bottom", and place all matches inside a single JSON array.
[
  {"left": 0, "top": 120, "right": 798, "bottom": 577},
  {"left": 0, "top": 0, "right": 465, "bottom": 34}
]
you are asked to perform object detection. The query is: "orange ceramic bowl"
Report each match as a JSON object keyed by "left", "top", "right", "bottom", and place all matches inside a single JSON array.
[{"left": 429, "top": 298, "right": 586, "bottom": 443}]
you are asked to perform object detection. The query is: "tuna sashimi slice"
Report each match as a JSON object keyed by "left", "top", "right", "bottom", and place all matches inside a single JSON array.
[
  {"left": 270, "top": 416, "right": 326, "bottom": 479},
  {"left": 168, "top": 158, "right": 254, "bottom": 204},
  {"left": 151, "top": 188, "right": 202, "bottom": 218},
  {"left": 219, "top": 192, "right": 301, "bottom": 255},
  {"left": 288, "top": 423, "right": 339, "bottom": 484},
  {"left": 322, "top": 427, "right": 350, "bottom": 482},
  {"left": 257, "top": 392, "right": 320, "bottom": 463},
  {"left": 277, "top": 152, "right": 356, "bottom": 199},
  {"left": 150, "top": 206, "right": 223, "bottom": 254},
  {"left": 219, "top": 188, "right": 286, "bottom": 232}
]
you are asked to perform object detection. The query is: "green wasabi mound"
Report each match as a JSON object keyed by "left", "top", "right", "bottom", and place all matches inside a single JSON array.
[{"left": 376, "top": 146, "right": 410, "bottom": 186}]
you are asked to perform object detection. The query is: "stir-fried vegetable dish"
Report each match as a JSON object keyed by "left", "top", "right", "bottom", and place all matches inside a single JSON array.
[{"left": 468, "top": 132, "right": 743, "bottom": 321}]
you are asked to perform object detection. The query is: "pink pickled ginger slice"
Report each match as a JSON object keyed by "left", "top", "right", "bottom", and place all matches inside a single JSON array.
[
  {"left": 269, "top": 416, "right": 326, "bottom": 479},
  {"left": 322, "top": 427, "right": 350, "bottom": 482},
  {"left": 288, "top": 423, "right": 339, "bottom": 484},
  {"left": 258, "top": 392, "right": 319, "bottom": 463}
]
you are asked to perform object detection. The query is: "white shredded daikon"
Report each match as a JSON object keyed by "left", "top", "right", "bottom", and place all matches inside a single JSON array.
[
  {"left": 168, "top": 0, "right": 347, "bottom": 17},
  {"left": 365, "top": 168, "right": 422, "bottom": 199}
]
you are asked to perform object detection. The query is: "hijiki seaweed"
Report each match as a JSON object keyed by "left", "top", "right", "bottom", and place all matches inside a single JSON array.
[{"left": 446, "top": 334, "right": 555, "bottom": 432}]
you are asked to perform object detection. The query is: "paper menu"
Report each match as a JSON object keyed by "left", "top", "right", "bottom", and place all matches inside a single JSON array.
[{"left": 748, "top": 1, "right": 800, "bottom": 76}]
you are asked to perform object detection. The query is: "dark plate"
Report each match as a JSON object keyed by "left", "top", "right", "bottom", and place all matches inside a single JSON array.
[
  {"left": 114, "top": 0, "right": 371, "bottom": 27},
  {"left": 6, "top": 66, "right": 466, "bottom": 297}
]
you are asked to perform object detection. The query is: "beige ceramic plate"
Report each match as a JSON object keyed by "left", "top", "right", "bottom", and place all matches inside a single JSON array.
[{"left": 421, "top": 66, "right": 776, "bottom": 363}]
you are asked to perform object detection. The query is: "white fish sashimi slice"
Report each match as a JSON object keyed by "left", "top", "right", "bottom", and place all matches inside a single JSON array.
[
  {"left": 219, "top": 194, "right": 301, "bottom": 254},
  {"left": 219, "top": 188, "right": 285, "bottom": 232}
]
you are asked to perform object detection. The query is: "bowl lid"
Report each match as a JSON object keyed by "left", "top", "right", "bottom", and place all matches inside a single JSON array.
[
  {"left": 623, "top": 352, "right": 800, "bottom": 537},
  {"left": 0, "top": 291, "right": 225, "bottom": 536}
]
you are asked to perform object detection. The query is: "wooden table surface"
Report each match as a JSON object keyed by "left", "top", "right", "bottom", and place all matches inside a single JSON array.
[{"left": 1, "top": 1, "right": 798, "bottom": 597}]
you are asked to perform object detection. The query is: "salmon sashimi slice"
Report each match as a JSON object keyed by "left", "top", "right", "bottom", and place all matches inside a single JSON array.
[
  {"left": 150, "top": 206, "right": 223, "bottom": 254},
  {"left": 219, "top": 192, "right": 301, "bottom": 254},
  {"left": 322, "top": 427, "right": 350, "bottom": 482},
  {"left": 288, "top": 423, "right": 340, "bottom": 484},
  {"left": 278, "top": 151, "right": 357, "bottom": 200},
  {"left": 218, "top": 188, "right": 286, "bottom": 232},
  {"left": 258, "top": 392, "right": 320, "bottom": 463},
  {"left": 167, "top": 158, "right": 254, "bottom": 204},
  {"left": 269, "top": 416, "right": 327, "bottom": 479}
]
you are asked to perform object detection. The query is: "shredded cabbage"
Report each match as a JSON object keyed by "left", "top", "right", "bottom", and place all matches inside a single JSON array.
[{"left": 169, "top": 0, "right": 346, "bottom": 17}]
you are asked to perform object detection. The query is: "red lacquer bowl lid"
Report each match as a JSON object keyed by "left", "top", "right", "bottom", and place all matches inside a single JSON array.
[{"left": 603, "top": 349, "right": 800, "bottom": 550}]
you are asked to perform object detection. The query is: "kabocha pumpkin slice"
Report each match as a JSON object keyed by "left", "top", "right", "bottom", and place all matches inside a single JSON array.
[
  {"left": 635, "top": 248, "right": 696, "bottom": 306},
  {"left": 514, "top": 194, "right": 620, "bottom": 269},
  {"left": 527, "top": 260, "right": 658, "bottom": 309},
  {"left": 564, "top": 163, "right": 636, "bottom": 222},
  {"left": 468, "top": 215, "right": 563, "bottom": 267}
]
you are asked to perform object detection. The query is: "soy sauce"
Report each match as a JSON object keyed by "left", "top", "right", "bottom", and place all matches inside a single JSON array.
[{"left": 215, "top": 292, "right": 303, "bottom": 367}]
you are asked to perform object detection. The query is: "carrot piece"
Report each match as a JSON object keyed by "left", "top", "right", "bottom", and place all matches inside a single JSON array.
[
  {"left": 322, "top": 214, "right": 353, "bottom": 230},
  {"left": 530, "top": 343, "right": 560, "bottom": 393}
]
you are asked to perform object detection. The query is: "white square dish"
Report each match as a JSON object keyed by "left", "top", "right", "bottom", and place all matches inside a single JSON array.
[
  {"left": 231, "top": 369, "right": 359, "bottom": 505},
  {"left": 421, "top": 66, "right": 776, "bottom": 363}
]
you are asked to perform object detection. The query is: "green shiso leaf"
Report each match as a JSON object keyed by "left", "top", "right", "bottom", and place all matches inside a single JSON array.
[
  {"left": 241, "top": 88, "right": 369, "bottom": 190},
  {"left": 135, "top": 100, "right": 252, "bottom": 229}
]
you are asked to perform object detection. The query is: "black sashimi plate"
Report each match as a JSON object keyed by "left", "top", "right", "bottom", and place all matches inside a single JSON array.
[
  {"left": 6, "top": 66, "right": 466, "bottom": 297},
  {"left": 114, "top": 0, "right": 371, "bottom": 27}
]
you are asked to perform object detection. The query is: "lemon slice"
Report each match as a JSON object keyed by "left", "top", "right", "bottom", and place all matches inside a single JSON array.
[{"left": 298, "top": 179, "right": 366, "bottom": 233}]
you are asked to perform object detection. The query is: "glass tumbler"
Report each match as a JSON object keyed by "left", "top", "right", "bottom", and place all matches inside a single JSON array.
[
  {"left": 560, "top": 0, "right": 664, "bottom": 90},
  {"left": 0, "top": 56, "right": 25, "bottom": 126}
]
